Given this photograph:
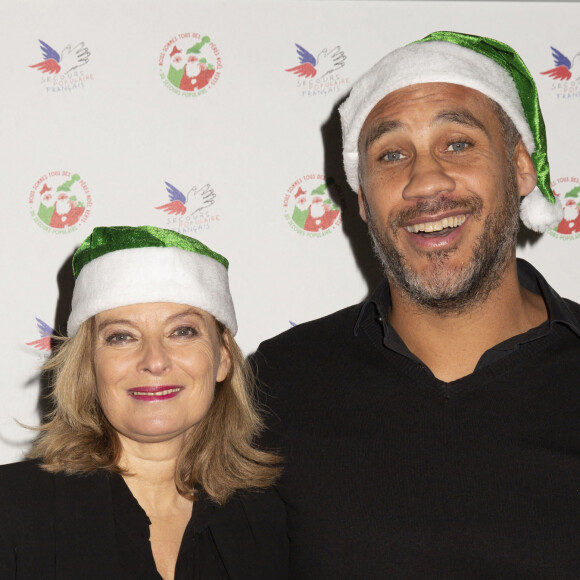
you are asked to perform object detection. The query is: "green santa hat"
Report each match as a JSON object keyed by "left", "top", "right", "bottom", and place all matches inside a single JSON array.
[
  {"left": 339, "top": 31, "right": 563, "bottom": 233},
  {"left": 68, "top": 225, "right": 237, "bottom": 336}
]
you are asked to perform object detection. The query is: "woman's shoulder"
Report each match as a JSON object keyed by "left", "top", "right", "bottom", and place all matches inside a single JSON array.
[
  {"left": 212, "top": 487, "right": 286, "bottom": 534},
  {"left": 0, "top": 461, "right": 119, "bottom": 578},
  {"left": 0, "top": 459, "right": 110, "bottom": 512},
  {"left": 0, "top": 459, "right": 109, "bottom": 482},
  {"left": 235, "top": 487, "right": 287, "bottom": 529},
  {"left": 207, "top": 487, "right": 288, "bottom": 580},
  {"left": 0, "top": 460, "right": 59, "bottom": 540},
  {"left": 0, "top": 459, "right": 54, "bottom": 491},
  {"left": 0, "top": 458, "right": 45, "bottom": 474}
]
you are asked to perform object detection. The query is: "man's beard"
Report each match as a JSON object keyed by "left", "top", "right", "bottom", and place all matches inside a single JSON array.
[{"left": 365, "top": 169, "right": 520, "bottom": 314}]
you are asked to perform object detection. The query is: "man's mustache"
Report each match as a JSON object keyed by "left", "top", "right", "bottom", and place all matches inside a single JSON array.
[{"left": 391, "top": 194, "right": 484, "bottom": 231}]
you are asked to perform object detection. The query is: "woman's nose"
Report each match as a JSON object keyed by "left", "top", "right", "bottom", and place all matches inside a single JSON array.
[{"left": 138, "top": 339, "right": 171, "bottom": 374}]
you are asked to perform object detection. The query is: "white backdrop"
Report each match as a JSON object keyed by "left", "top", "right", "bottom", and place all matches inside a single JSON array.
[{"left": 2, "top": 0, "right": 580, "bottom": 464}]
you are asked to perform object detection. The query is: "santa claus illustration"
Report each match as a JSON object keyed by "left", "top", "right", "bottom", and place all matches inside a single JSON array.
[
  {"left": 179, "top": 55, "right": 215, "bottom": 91},
  {"left": 303, "top": 194, "right": 340, "bottom": 232},
  {"left": 291, "top": 187, "right": 310, "bottom": 228},
  {"left": 167, "top": 45, "right": 185, "bottom": 89},
  {"left": 37, "top": 184, "right": 55, "bottom": 226},
  {"left": 48, "top": 193, "right": 85, "bottom": 229},
  {"left": 556, "top": 198, "right": 580, "bottom": 235}
]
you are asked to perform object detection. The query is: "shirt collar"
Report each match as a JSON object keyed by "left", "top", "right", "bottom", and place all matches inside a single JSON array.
[{"left": 355, "top": 258, "right": 580, "bottom": 341}]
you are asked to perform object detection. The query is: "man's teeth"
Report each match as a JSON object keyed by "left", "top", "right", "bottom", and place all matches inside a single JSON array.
[
  {"left": 131, "top": 388, "right": 181, "bottom": 396},
  {"left": 405, "top": 215, "right": 466, "bottom": 233}
]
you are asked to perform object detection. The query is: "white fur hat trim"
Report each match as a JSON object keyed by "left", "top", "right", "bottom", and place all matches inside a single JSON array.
[
  {"left": 520, "top": 186, "right": 563, "bottom": 233},
  {"left": 339, "top": 40, "right": 567, "bottom": 233},
  {"left": 339, "top": 40, "right": 535, "bottom": 193},
  {"left": 68, "top": 246, "right": 237, "bottom": 336}
]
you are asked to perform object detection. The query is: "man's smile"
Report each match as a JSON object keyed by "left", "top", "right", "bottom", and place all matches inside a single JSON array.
[{"left": 404, "top": 214, "right": 467, "bottom": 234}]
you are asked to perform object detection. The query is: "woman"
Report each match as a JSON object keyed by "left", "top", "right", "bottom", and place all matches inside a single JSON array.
[{"left": 0, "top": 225, "right": 287, "bottom": 580}]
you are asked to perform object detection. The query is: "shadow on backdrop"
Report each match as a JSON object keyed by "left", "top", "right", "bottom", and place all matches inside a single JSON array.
[
  {"left": 516, "top": 226, "right": 542, "bottom": 248},
  {"left": 322, "top": 96, "right": 384, "bottom": 298},
  {"left": 35, "top": 250, "right": 77, "bottom": 423}
]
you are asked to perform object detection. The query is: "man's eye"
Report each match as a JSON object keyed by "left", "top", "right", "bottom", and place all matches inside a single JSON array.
[{"left": 447, "top": 141, "right": 469, "bottom": 152}]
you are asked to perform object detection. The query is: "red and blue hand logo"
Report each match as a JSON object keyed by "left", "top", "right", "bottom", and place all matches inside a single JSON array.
[
  {"left": 541, "top": 46, "right": 580, "bottom": 81},
  {"left": 29, "top": 39, "right": 90, "bottom": 75},
  {"left": 156, "top": 181, "right": 216, "bottom": 216},
  {"left": 26, "top": 318, "right": 54, "bottom": 352},
  {"left": 285, "top": 43, "right": 346, "bottom": 79}
]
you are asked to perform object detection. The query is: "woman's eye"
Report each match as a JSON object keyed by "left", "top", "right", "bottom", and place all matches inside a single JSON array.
[
  {"left": 172, "top": 326, "right": 198, "bottom": 337},
  {"left": 382, "top": 150, "right": 405, "bottom": 162},
  {"left": 447, "top": 141, "right": 469, "bottom": 152},
  {"left": 105, "top": 333, "right": 132, "bottom": 344}
]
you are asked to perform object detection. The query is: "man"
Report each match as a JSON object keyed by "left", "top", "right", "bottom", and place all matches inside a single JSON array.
[{"left": 254, "top": 32, "right": 580, "bottom": 578}]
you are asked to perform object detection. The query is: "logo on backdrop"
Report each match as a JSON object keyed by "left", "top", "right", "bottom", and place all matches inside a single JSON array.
[
  {"left": 285, "top": 43, "right": 349, "bottom": 97},
  {"left": 547, "top": 176, "right": 580, "bottom": 240},
  {"left": 540, "top": 46, "right": 580, "bottom": 99},
  {"left": 159, "top": 33, "right": 222, "bottom": 97},
  {"left": 28, "top": 171, "right": 92, "bottom": 234},
  {"left": 25, "top": 318, "right": 54, "bottom": 353},
  {"left": 29, "top": 39, "right": 93, "bottom": 92},
  {"left": 283, "top": 175, "right": 341, "bottom": 237},
  {"left": 155, "top": 180, "right": 220, "bottom": 235}
]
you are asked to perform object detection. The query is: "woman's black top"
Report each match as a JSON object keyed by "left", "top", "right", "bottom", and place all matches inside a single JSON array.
[
  {"left": 0, "top": 460, "right": 288, "bottom": 579},
  {"left": 111, "top": 473, "right": 229, "bottom": 579}
]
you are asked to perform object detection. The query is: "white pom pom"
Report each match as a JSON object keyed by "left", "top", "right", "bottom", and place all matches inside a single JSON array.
[{"left": 520, "top": 187, "right": 563, "bottom": 233}]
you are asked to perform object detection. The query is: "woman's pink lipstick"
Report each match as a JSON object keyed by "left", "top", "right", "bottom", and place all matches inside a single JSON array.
[{"left": 128, "top": 386, "right": 184, "bottom": 401}]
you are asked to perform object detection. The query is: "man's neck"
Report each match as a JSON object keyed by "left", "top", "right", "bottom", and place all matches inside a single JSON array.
[{"left": 388, "top": 264, "right": 548, "bottom": 382}]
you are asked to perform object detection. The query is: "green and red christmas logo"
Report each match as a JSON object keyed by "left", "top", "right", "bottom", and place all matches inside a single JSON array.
[
  {"left": 28, "top": 171, "right": 91, "bottom": 233},
  {"left": 283, "top": 175, "right": 341, "bottom": 237},
  {"left": 159, "top": 33, "right": 222, "bottom": 97},
  {"left": 548, "top": 176, "right": 580, "bottom": 240}
]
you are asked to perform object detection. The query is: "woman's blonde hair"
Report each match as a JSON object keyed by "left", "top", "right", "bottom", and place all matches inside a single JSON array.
[{"left": 27, "top": 317, "right": 281, "bottom": 504}]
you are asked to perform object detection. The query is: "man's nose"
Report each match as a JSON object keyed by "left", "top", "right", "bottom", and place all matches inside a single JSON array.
[{"left": 402, "top": 152, "right": 456, "bottom": 201}]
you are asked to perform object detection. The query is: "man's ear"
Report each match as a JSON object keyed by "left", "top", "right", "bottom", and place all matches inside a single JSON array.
[
  {"left": 358, "top": 188, "right": 369, "bottom": 222},
  {"left": 513, "top": 139, "right": 537, "bottom": 198}
]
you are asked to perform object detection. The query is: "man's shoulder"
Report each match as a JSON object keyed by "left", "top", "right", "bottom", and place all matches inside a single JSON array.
[
  {"left": 256, "top": 301, "right": 364, "bottom": 356},
  {"left": 251, "top": 302, "right": 368, "bottom": 397},
  {"left": 562, "top": 296, "right": 580, "bottom": 318}
]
